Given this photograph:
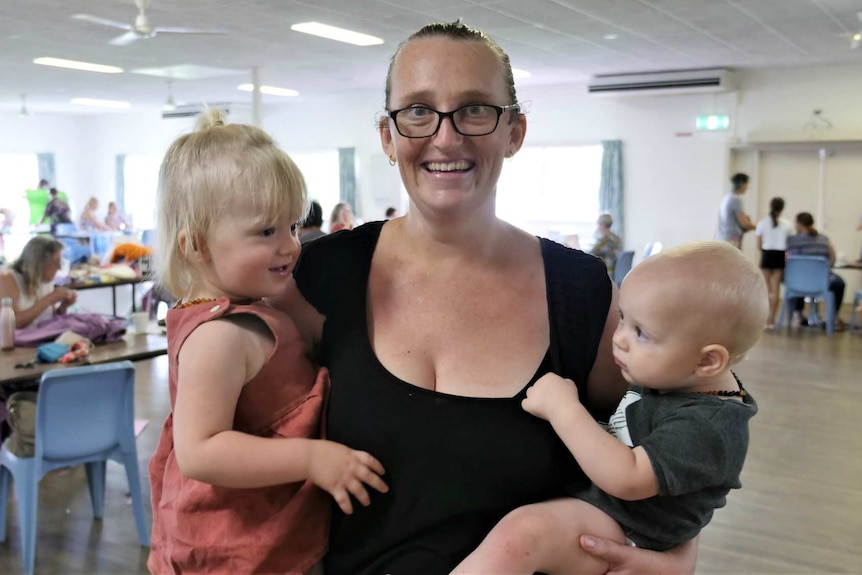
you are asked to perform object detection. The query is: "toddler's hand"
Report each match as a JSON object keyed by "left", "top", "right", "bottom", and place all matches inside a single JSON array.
[
  {"left": 522, "top": 373, "right": 581, "bottom": 422},
  {"left": 309, "top": 440, "right": 388, "bottom": 515}
]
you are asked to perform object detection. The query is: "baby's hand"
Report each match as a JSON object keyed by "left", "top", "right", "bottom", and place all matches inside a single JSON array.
[
  {"left": 522, "top": 373, "right": 581, "bottom": 422},
  {"left": 308, "top": 440, "right": 389, "bottom": 515}
]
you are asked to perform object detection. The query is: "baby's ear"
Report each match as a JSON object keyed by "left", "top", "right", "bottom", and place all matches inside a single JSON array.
[
  {"left": 178, "top": 231, "right": 205, "bottom": 260},
  {"left": 695, "top": 344, "right": 730, "bottom": 378}
]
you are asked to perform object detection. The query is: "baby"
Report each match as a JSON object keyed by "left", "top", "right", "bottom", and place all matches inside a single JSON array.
[{"left": 454, "top": 240, "right": 767, "bottom": 574}]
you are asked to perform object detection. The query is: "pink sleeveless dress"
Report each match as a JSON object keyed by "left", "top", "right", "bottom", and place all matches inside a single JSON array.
[{"left": 148, "top": 297, "right": 330, "bottom": 574}]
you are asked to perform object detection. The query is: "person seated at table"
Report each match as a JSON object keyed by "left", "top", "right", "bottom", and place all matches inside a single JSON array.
[
  {"left": 786, "top": 212, "right": 845, "bottom": 330},
  {"left": 39, "top": 188, "right": 73, "bottom": 234},
  {"left": 329, "top": 202, "right": 354, "bottom": 233},
  {"left": 299, "top": 200, "right": 326, "bottom": 244},
  {"left": 590, "top": 213, "right": 623, "bottom": 275},
  {"left": 79, "top": 197, "right": 110, "bottom": 232},
  {"left": 0, "top": 236, "right": 76, "bottom": 328},
  {"left": 104, "top": 201, "right": 128, "bottom": 231}
]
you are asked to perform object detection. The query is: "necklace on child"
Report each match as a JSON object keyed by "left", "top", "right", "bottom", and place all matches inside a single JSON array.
[
  {"left": 693, "top": 372, "right": 746, "bottom": 397},
  {"left": 175, "top": 297, "right": 260, "bottom": 310}
]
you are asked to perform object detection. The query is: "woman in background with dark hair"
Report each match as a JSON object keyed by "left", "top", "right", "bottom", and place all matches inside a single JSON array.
[
  {"left": 299, "top": 200, "right": 326, "bottom": 244},
  {"left": 755, "top": 197, "right": 791, "bottom": 328},
  {"left": 786, "top": 212, "right": 845, "bottom": 329}
]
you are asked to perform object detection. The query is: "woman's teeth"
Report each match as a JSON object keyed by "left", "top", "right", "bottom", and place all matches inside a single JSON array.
[{"left": 426, "top": 161, "right": 471, "bottom": 172}]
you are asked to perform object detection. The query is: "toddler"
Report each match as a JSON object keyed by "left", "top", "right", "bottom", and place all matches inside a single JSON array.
[{"left": 148, "top": 110, "right": 388, "bottom": 574}]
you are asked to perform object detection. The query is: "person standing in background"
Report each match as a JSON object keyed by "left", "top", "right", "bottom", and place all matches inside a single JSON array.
[
  {"left": 716, "top": 173, "right": 755, "bottom": 249},
  {"left": 79, "top": 197, "right": 110, "bottom": 232},
  {"left": 299, "top": 201, "right": 327, "bottom": 244},
  {"left": 590, "top": 213, "right": 622, "bottom": 275},
  {"left": 755, "top": 197, "right": 792, "bottom": 328},
  {"left": 855, "top": 214, "right": 862, "bottom": 263}
]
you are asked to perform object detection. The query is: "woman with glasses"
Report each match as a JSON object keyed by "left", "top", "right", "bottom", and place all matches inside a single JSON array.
[{"left": 273, "top": 21, "right": 698, "bottom": 575}]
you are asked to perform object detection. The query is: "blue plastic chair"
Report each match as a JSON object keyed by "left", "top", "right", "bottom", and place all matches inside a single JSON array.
[
  {"left": 774, "top": 255, "right": 835, "bottom": 336},
  {"left": 0, "top": 361, "right": 150, "bottom": 574},
  {"left": 642, "top": 241, "right": 663, "bottom": 260},
  {"left": 613, "top": 250, "right": 634, "bottom": 287}
]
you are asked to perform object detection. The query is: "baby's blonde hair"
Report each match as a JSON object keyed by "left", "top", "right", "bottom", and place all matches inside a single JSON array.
[
  {"left": 156, "top": 109, "right": 306, "bottom": 297},
  {"left": 633, "top": 241, "right": 768, "bottom": 364}
]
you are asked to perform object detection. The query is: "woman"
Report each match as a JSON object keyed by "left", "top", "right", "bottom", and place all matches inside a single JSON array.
[
  {"left": 0, "top": 236, "right": 76, "bottom": 328},
  {"left": 329, "top": 202, "right": 354, "bottom": 233},
  {"left": 755, "top": 197, "right": 792, "bottom": 328},
  {"left": 786, "top": 212, "right": 845, "bottom": 329},
  {"left": 104, "top": 201, "right": 128, "bottom": 230},
  {"left": 273, "top": 21, "right": 698, "bottom": 575},
  {"left": 79, "top": 197, "right": 110, "bottom": 232},
  {"left": 590, "top": 213, "right": 622, "bottom": 274}
]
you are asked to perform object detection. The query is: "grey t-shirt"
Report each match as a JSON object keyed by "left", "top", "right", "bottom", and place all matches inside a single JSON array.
[
  {"left": 716, "top": 193, "right": 744, "bottom": 242},
  {"left": 577, "top": 382, "right": 757, "bottom": 550}
]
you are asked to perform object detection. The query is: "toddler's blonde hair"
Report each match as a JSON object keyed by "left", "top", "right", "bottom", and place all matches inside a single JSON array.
[{"left": 156, "top": 109, "right": 306, "bottom": 297}]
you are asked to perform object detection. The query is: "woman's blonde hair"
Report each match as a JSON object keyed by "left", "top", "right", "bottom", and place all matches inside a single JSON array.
[
  {"left": 156, "top": 108, "right": 307, "bottom": 297},
  {"left": 11, "top": 236, "right": 64, "bottom": 298}
]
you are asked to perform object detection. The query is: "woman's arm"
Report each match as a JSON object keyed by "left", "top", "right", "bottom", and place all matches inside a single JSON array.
[
  {"left": 586, "top": 284, "right": 627, "bottom": 415},
  {"left": 0, "top": 274, "right": 65, "bottom": 328},
  {"left": 827, "top": 241, "right": 836, "bottom": 266},
  {"left": 580, "top": 534, "right": 699, "bottom": 575},
  {"left": 173, "top": 318, "right": 386, "bottom": 513}
]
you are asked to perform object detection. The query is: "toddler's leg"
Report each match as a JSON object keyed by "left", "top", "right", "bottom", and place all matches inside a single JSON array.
[{"left": 451, "top": 498, "right": 625, "bottom": 575}]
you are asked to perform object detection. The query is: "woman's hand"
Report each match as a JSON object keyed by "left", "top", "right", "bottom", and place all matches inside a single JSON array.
[
  {"left": 308, "top": 440, "right": 389, "bottom": 515},
  {"left": 580, "top": 534, "right": 698, "bottom": 575}
]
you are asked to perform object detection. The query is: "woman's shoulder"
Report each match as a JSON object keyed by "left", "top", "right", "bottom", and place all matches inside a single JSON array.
[
  {"left": 298, "top": 221, "right": 383, "bottom": 267},
  {"left": 540, "top": 238, "right": 611, "bottom": 288}
]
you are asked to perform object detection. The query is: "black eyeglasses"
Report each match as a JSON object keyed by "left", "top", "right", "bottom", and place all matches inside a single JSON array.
[{"left": 386, "top": 103, "right": 520, "bottom": 138}]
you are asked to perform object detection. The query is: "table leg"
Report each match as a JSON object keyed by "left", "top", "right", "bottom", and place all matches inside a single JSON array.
[
  {"left": 112, "top": 286, "right": 117, "bottom": 317},
  {"left": 131, "top": 283, "right": 137, "bottom": 313}
]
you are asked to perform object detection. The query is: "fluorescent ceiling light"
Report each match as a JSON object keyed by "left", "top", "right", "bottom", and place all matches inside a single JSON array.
[
  {"left": 290, "top": 22, "right": 383, "bottom": 46},
  {"left": 71, "top": 98, "right": 131, "bottom": 109},
  {"left": 34, "top": 57, "right": 123, "bottom": 74},
  {"left": 512, "top": 68, "right": 531, "bottom": 79},
  {"left": 237, "top": 84, "right": 299, "bottom": 97}
]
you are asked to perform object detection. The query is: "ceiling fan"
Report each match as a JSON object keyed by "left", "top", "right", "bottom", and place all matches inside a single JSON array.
[{"left": 72, "top": 0, "right": 227, "bottom": 47}]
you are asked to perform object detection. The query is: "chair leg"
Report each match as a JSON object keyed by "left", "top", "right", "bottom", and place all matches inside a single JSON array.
[
  {"left": 0, "top": 466, "right": 8, "bottom": 543},
  {"left": 16, "top": 473, "right": 38, "bottom": 575},
  {"left": 825, "top": 293, "right": 835, "bottom": 336},
  {"left": 122, "top": 453, "right": 151, "bottom": 547},
  {"left": 775, "top": 297, "right": 788, "bottom": 331},
  {"left": 84, "top": 461, "right": 107, "bottom": 519}
]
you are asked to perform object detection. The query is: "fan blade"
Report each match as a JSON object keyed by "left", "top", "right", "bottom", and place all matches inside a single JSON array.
[
  {"left": 110, "top": 31, "right": 141, "bottom": 46},
  {"left": 72, "top": 14, "right": 132, "bottom": 31},
  {"left": 152, "top": 26, "right": 227, "bottom": 36}
]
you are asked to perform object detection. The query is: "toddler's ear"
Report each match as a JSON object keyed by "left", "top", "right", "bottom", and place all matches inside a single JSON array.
[
  {"left": 695, "top": 344, "right": 730, "bottom": 378},
  {"left": 178, "top": 231, "right": 205, "bottom": 260}
]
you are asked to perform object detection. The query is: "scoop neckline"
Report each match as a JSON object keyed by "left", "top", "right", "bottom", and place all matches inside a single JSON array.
[{"left": 355, "top": 221, "right": 552, "bottom": 403}]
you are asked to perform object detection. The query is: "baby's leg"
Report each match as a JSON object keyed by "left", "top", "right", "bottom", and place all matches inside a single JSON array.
[{"left": 451, "top": 498, "right": 625, "bottom": 575}]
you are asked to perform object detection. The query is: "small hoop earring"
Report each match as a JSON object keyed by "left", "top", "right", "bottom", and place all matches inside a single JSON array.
[{"left": 389, "top": 156, "right": 396, "bottom": 166}]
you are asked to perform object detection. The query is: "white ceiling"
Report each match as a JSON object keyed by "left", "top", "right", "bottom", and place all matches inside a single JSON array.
[{"left": 2, "top": 0, "right": 862, "bottom": 115}]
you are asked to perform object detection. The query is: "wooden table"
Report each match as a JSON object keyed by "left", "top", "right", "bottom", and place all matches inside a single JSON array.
[
  {"left": 62, "top": 277, "right": 149, "bottom": 316},
  {"left": 0, "top": 330, "right": 168, "bottom": 386}
]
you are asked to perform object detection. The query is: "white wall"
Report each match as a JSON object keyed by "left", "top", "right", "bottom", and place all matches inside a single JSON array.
[{"left": 2, "top": 62, "right": 861, "bottom": 266}]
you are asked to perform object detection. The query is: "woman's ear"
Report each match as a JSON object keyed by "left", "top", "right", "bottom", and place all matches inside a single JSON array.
[
  {"left": 507, "top": 113, "right": 527, "bottom": 158},
  {"left": 695, "top": 344, "right": 730, "bottom": 378},
  {"left": 379, "top": 116, "right": 395, "bottom": 160}
]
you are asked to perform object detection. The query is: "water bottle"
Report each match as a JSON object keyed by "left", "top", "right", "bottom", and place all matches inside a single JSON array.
[{"left": 1, "top": 296, "right": 15, "bottom": 351}]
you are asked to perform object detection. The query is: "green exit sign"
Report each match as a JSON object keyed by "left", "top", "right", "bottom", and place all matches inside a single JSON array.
[{"left": 696, "top": 115, "right": 730, "bottom": 130}]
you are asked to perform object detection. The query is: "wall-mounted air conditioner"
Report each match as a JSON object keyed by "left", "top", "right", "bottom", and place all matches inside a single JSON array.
[
  {"left": 587, "top": 69, "right": 735, "bottom": 97},
  {"left": 162, "top": 102, "right": 232, "bottom": 119}
]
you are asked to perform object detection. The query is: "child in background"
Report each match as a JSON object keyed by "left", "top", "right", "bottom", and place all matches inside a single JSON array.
[
  {"left": 148, "top": 110, "right": 388, "bottom": 574},
  {"left": 454, "top": 241, "right": 766, "bottom": 575}
]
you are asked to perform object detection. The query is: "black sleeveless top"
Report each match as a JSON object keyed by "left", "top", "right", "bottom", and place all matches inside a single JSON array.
[{"left": 293, "top": 221, "right": 612, "bottom": 575}]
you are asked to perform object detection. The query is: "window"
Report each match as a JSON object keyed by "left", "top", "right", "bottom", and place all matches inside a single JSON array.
[
  {"left": 0, "top": 153, "right": 40, "bottom": 231},
  {"left": 289, "top": 151, "right": 340, "bottom": 227},
  {"left": 496, "top": 145, "right": 602, "bottom": 249},
  {"left": 123, "top": 154, "right": 162, "bottom": 230}
]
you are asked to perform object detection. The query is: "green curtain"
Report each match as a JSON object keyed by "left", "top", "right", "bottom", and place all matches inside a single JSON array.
[
  {"left": 37, "top": 153, "right": 55, "bottom": 185},
  {"left": 599, "top": 140, "right": 624, "bottom": 241},
  {"left": 338, "top": 147, "right": 356, "bottom": 212}
]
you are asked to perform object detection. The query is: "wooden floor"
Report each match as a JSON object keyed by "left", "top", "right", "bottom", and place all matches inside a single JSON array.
[{"left": 1, "top": 327, "right": 861, "bottom": 574}]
